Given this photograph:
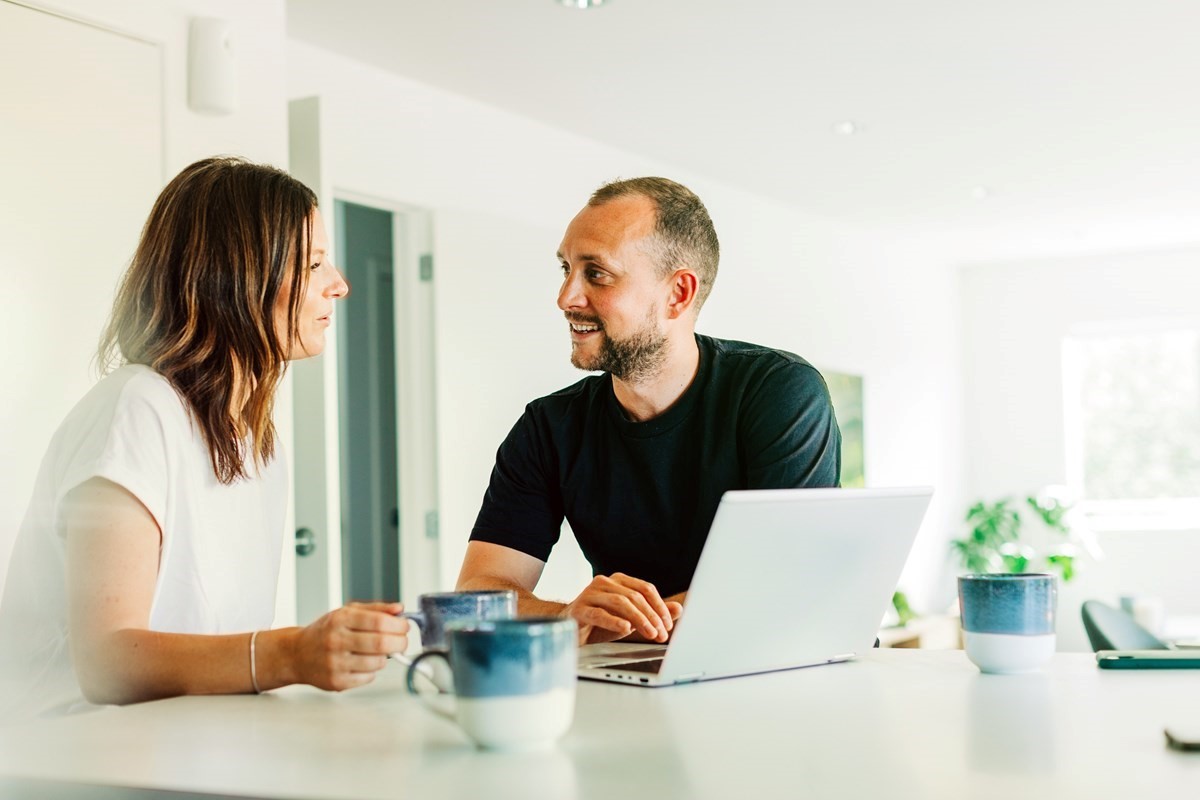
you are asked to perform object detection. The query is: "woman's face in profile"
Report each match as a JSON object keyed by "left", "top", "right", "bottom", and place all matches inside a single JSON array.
[{"left": 276, "top": 208, "right": 349, "bottom": 360}]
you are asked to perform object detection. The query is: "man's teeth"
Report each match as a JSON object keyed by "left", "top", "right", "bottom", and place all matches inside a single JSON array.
[{"left": 570, "top": 323, "right": 599, "bottom": 332}]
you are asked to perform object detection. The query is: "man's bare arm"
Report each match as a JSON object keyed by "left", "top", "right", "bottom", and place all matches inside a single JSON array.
[
  {"left": 456, "top": 541, "right": 681, "bottom": 644},
  {"left": 456, "top": 541, "right": 567, "bottom": 616}
]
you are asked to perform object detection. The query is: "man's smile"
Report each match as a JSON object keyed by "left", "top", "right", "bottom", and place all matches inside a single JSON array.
[{"left": 567, "top": 316, "right": 603, "bottom": 342}]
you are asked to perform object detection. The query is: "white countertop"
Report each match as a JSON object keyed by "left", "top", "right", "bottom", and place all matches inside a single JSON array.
[{"left": 3, "top": 649, "right": 1200, "bottom": 799}]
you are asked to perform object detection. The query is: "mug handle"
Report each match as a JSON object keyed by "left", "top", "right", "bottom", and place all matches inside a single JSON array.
[
  {"left": 405, "top": 651, "right": 455, "bottom": 721},
  {"left": 388, "top": 610, "right": 426, "bottom": 669},
  {"left": 401, "top": 610, "right": 434, "bottom": 653}
]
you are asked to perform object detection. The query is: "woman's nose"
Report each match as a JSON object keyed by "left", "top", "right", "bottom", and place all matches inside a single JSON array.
[{"left": 328, "top": 266, "right": 349, "bottom": 298}]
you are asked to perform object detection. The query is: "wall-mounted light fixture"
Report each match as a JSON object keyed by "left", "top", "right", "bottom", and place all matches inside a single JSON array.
[{"left": 188, "top": 17, "right": 236, "bottom": 115}]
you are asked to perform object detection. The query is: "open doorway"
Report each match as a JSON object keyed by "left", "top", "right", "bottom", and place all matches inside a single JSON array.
[
  {"left": 335, "top": 200, "right": 400, "bottom": 600},
  {"left": 334, "top": 196, "right": 440, "bottom": 607}
]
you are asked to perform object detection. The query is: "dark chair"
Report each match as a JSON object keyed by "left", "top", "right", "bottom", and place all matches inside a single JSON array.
[{"left": 1080, "top": 600, "right": 1170, "bottom": 652}]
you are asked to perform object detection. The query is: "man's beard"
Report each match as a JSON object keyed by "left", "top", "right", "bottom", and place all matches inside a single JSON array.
[{"left": 570, "top": 309, "right": 669, "bottom": 384}]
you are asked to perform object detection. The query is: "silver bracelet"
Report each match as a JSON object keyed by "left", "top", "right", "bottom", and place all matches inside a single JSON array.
[{"left": 249, "top": 630, "right": 262, "bottom": 694}]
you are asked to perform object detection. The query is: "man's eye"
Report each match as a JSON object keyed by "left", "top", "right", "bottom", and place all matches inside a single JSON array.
[
  {"left": 559, "top": 263, "right": 569, "bottom": 275},
  {"left": 586, "top": 269, "right": 605, "bottom": 281}
]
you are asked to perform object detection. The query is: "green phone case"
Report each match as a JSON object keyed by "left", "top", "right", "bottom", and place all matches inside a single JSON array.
[{"left": 1097, "top": 650, "right": 1200, "bottom": 669}]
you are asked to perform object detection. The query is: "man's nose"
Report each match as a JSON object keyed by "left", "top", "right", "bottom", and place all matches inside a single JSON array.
[{"left": 557, "top": 270, "right": 584, "bottom": 310}]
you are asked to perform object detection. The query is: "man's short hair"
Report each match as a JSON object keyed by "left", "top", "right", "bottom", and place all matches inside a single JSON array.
[{"left": 589, "top": 177, "right": 720, "bottom": 311}]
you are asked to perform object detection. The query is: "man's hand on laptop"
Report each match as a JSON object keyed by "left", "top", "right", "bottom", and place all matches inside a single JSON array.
[{"left": 563, "top": 573, "right": 682, "bottom": 645}]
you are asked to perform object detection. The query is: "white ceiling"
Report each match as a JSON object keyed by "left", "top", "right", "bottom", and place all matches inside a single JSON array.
[{"left": 286, "top": 0, "right": 1200, "bottom": 259}]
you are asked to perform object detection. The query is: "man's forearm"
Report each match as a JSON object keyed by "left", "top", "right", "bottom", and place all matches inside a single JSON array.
[{"left": 457, "top": 574, "right": 568, "bottom": 618}]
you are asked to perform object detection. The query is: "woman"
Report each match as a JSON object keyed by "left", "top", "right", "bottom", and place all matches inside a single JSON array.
[{"left": 0, "top": 157, "right": 408, "bottom": 717}]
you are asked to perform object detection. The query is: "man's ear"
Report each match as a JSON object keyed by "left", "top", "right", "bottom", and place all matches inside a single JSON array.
[{"left": 665, "top": 269, "right": 700, "bottom": 320}]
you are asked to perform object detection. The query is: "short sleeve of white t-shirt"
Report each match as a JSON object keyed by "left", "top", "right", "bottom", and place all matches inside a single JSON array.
[{"left": 0, "top": 365, "right": 287, "bottom": 717}]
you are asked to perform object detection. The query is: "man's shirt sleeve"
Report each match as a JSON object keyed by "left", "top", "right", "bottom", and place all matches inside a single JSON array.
[
  {"left": 469, "top": 406, "right": 565, "bottom": 562},
  {"left": 739, "top": 359, "right": 842, "bottom": 489}
]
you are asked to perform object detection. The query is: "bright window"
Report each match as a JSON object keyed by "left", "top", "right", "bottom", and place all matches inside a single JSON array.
[{"left": 1062, "top": 324, "right": 1200, "bottom": 530}]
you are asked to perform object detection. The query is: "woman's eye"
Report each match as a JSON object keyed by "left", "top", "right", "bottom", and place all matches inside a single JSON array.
[{"left": 310, "top": 261, "right": 322, "bottom": 271}]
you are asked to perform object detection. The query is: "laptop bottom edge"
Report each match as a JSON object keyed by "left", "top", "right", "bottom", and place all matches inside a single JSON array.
[{"left": 577, "top": 652, "right": 859, "bottom": 688}]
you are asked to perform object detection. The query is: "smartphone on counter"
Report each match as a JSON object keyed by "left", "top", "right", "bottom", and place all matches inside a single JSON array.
[{"left": 1097, "top": 650, "right": 1200, "bottom": 669}]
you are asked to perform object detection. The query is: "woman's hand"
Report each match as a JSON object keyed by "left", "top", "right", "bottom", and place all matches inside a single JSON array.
[{"left": 287, "top": 602, "right": 410, "bottom": 691}]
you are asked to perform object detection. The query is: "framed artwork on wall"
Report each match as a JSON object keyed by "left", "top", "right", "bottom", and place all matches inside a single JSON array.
[{"left": 823, "top": 370, "right": 865, "bottom": 488}]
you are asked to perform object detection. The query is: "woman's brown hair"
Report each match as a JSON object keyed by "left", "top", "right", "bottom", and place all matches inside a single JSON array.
[{"left": 99, "top": 156, "right": 317, "bottom": 484}]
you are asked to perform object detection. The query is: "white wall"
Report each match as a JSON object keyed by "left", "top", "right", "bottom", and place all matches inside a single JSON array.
[
  {"left": 2, "top": 0, "right": 292, "bottom": 615},
  {"left": 287, "top": 41, "right": 965, "bottom": 609},
  {"left": 28, "top": 0, "right": 289, "bottom": 167},
  {"left": 961, "top": 245, "right": 1200, "bottom": 650}
]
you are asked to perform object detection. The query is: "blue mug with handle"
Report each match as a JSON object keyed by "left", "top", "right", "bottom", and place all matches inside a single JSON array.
[
  {"left": 402, "top": 590, "right": 518, "bottom": 651},
  {"left": 406, "top": 617, "right": 578, "bottom": 750}
]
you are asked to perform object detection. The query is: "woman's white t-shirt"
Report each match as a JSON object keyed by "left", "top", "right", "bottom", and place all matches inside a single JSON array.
[{"left": 0, "top": 365, "right": 287, "bottom": 717}]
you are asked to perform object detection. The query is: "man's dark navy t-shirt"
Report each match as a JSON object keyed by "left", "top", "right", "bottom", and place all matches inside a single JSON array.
[{"left": 469, "top": 334, "right": 842, "bottom": 597}]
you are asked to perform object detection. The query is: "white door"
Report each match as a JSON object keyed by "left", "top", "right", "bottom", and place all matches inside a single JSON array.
[{"left": 0, "top": 1, "right": 162, "bottom": 591}]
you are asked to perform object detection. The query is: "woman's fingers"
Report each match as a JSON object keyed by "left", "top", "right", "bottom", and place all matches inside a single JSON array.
[{"left": 298, "top": 604, "right": 411, "bottom": 690}]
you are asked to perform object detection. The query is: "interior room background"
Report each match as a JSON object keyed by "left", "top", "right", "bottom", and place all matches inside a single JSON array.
[{"left": 2, "top": 0, "right": 1197, "bottom": 653}]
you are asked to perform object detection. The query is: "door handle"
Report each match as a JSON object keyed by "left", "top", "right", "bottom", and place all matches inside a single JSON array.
[{"left": 295, "top": 527, "right": 317, "bottom": 557}]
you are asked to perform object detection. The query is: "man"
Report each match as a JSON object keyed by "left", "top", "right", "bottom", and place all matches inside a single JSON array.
[{"left": 457, "top": 177, "right": 841, "bottom": 645}]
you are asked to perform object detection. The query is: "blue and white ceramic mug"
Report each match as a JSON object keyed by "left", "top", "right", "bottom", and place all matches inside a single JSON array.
[
  {"left": 958, "top": 573, "right": 1057, "bottom": 674},
  {"left": 402, "top": 590, "right": 518, "bottom": 651},
  {"left": 406, "top": 617, "right": 578, "bottom": 750}
]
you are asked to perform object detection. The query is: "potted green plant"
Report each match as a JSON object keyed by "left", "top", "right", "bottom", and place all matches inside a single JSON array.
[{"left": 950, "top": 486, "right": 1096, "bottom": 581}]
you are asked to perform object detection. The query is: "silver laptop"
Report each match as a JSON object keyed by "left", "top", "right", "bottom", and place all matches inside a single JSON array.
[{"left": 577, "top": 486, "right": 933, "bottom": 687}]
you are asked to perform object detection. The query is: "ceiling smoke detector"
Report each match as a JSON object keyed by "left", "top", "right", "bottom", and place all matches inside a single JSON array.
[{"left": 558, "top": 0, "right": 608, "bottom": 8}]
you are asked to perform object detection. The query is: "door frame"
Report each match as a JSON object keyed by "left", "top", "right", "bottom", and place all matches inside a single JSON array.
[{"left": 288, "top": 95, "right": 440, "bottom": 620}]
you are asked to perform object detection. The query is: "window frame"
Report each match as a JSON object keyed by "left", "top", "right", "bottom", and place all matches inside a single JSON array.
[{"left": 1061, "top": 318, "right": 1200, "bottom": 532}]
